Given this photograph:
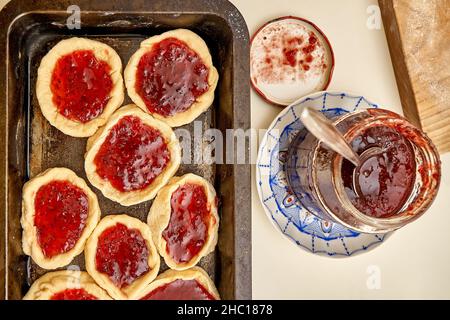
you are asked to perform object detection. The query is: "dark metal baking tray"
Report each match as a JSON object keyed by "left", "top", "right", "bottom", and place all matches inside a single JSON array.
[{"left": 0, "top": 0, "right": 251, "bottom": 300}]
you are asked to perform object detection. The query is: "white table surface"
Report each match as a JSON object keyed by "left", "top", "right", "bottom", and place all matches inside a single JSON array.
[
  {"left": 1, "top": 0, "right": 449, "bottom": 300},
  {"left": 230, "top": 0, "right": 450, "bottom": 299}
]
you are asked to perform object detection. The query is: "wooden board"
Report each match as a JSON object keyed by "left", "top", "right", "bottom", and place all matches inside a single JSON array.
[{"left": 379, "top": 0, "right": 450, "bottom": 154}]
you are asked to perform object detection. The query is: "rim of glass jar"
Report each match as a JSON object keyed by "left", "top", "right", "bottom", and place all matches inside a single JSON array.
[{"left": 311, "top": 108, "right": 441, "bottom": 233}]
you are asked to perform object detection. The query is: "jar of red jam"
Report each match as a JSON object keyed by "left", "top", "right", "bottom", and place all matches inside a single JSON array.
[{"left": 286, "top": 108, "right": 441, "bottom": 233}]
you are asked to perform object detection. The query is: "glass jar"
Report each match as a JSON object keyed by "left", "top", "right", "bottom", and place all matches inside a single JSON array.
[{"left": 286, "top": 108, "right": 441, "bottom": 233}]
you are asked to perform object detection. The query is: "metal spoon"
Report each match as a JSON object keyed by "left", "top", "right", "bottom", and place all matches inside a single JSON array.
[{"left": 299, "top": 106, "right": 361, "bottom": 166}]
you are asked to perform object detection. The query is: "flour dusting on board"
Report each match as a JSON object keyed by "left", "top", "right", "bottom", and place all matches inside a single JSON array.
[
  {"left": 401, "top": 0, "right": 450, "bottom": 105},
  {"left": 396, "top": 0, "right": 450, "bottom": 152}
]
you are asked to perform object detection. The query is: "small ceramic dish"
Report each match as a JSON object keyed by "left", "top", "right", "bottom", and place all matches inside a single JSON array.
[
  {"left": 250, "top": 16, "right": 334, "bottom": 106},
  {"left": 256, "top": 91, "right": 391, "bottom": 257}
]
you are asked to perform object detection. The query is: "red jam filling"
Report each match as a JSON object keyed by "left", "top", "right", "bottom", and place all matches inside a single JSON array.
[
  {"left": 50, "top": 50, "right": 113, "bottom": 123},
  {"left": 93, "top": 115, "right": 170, "bottom": 192},
  {"left": 162, "top": 183, "right": 211, "bottom": 264},
  {"left": 34, "top": 180, "right": 89, "bottom": 258},
  {"left": 341, "top": 125, "right": 416, "bottom": 218},
  {"left": 135, "top": 37, "right": 209, "bottom": 117},
  {"left": 50, "top": 288, "right": 97, "bottom": 300},
  {"left": 95, "top": 223, "right": 149, "bottom": 289},
  {"left": 141, "top": 279, "right": 215, "bottom": 300}
]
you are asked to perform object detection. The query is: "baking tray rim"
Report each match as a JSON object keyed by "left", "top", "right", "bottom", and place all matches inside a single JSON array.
[{"left": 0, "top": 0, "right": 251, "bottom": 300}]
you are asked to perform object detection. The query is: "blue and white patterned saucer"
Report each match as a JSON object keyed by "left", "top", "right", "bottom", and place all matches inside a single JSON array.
[{"left": 256, "top": 91, "right": 391, "bottom": 257}]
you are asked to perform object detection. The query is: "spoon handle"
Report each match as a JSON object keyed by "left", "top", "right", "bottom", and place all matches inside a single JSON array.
[{"left": 299, "top": 106, "right": 360, "bottom": 166}]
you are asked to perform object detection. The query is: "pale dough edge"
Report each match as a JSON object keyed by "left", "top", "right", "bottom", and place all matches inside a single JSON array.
[
  {"left": 21, "top": 167, "right": 101, "bottom": 270},
  {"left": 84, "top": 104, "right": 181, "bottom": 206},
  {"left": 124, "top": 29, "right": 218, "bottom": 127},
  {"left": 134, "top": 266, "right": 220, "bottom": 300},
  {"left": 23, "top": 270, "right": 112, "bottom": 300},
  {"left": 147, "top": 173, "right": 219, "bottom": 270},
  {"left": 36, "top": 37, "right": 124, "bottom": 137},
  {"left": 84, "top": 214, "right": 160, "bottom": 300}
]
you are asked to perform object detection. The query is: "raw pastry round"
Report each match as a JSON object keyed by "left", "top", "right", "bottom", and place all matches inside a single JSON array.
[
  {"left": 21, "top": 167, "right": 101, "bottom": 270},
  {"left": 136, "top": 267, "right": 220, "bottom": 300},
  {"left": 124, "top": 29, "right": 218, "bottom": 127},
  {"left": 36, "top": 37, "right": 124, "bottom": 137},
  {"left": 84, "top": 104, "right": 181, "bottom": 206},
  {"left": 23, "top": 270, "right": 112, "bottom": 300},
  {"left": 85, "top": 214, "right": 160, "bottom": 300},
  {"left": 147, "top": 173, "right": 219, "bottom": 270}
]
